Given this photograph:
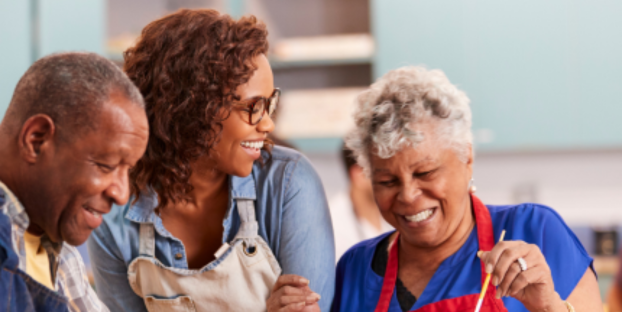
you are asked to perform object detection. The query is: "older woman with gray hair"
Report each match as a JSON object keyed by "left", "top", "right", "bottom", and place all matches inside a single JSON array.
[{"left": 332, "top": 66, "right": 602, "bottom": 312}]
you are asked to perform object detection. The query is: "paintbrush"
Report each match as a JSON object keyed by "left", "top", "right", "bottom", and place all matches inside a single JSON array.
[{"left": 474, "top": 229, "right": 506, "bottom": 312}]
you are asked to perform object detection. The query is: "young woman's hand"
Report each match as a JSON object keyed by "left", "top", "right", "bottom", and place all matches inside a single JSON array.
[
  {"left": 267, "top": 275, "right": 321, "bottom": 312},
  {"left": 479, "top": 241, "right": 567, "bottom": 312}
]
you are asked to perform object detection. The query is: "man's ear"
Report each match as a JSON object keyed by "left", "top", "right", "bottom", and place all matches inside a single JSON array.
[{"left": 18, "top": 114, "right": 56, "bottom": 163}]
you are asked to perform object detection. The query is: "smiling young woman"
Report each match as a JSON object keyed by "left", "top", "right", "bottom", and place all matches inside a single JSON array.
[{"left": 87, "top": 9, "right": 334, "bottom": 312}]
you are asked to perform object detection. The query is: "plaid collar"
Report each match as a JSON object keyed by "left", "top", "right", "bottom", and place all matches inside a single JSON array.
[{"left": 0, "top": 180, "right": 29, "bottom": 231}]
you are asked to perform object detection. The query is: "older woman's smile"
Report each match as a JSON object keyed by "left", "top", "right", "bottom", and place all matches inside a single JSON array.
[{"left": 403, "top": 207, "right": 436, "bottom": 223}]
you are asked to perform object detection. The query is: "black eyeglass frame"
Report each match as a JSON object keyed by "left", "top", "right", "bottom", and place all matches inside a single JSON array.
[{"left": 236, "top": 88, "right": 281, "bottom": 126}]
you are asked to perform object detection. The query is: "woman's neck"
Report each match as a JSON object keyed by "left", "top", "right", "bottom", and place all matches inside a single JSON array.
[
  {"left": 188, "top": 166, "right": 228, "bottom": 208},
  {"left": 398, "top": 199, "right": 475, "bottom": 272},
  {"left": 165, "top": 159, "right": 229, "bottom": 214}
]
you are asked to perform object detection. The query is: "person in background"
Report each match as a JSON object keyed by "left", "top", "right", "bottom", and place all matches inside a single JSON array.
[
  {"left": 607, "top": 253, "right": 622, "bottom": 311},
  {"left": 0, "top": 52, "right": 148, "bottom": 311},
  {"left": 330, "top": 142, "right": 392, "bottom": 261},
  {"left": 332, "top": 66, "right": 603, "bottom": 311},
  {"left": 88, "top": 9, "right": 334, "bottom": 312}
]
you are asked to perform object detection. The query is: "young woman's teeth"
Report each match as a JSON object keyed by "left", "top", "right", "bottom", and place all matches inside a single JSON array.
[
  {"left": 405, "top": 209, "right": 433, "bottom": 223},
  {"left": 241, "top": 141, "right": 263, "bottom": 149}
]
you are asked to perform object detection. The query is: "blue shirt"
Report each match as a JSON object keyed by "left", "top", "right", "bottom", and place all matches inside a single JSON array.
[
  {"left": 87, "top": 146, "right": 336, "bottom": 312},
  {"left": 332, "top": 203, "right": 593, "bottom": 312}
]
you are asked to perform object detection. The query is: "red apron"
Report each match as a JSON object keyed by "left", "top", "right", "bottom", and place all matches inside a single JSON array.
[{"left": 374, "top": 195, "right": 509, "bottom": 312}]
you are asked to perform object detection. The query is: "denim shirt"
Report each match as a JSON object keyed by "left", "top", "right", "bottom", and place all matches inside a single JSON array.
[
  {"left": 87, "top": 146, "right": 336, "bottom": 311},
  {"left": 0, "top": 180, "right": 107, "bottom": 312},
  {"left": 0, "top": 192, "right": 70, "bottom": 312}
]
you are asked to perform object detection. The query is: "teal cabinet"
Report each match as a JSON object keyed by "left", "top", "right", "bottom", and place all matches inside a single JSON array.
[
  {"left": 39, "top": 0, "right": 104, "bottom": 56},
  {"left": 0, "top": 0, "right": 105, "bottom": 119},
  {"left": 372, "top": 0, "right": 622, "bottom": 152},
  {"left": 0, "top": 0, "right": 32, "bottom": 119}
]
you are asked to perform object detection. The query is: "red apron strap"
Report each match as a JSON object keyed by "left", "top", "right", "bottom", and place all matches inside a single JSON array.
[
  {"left": 472, "top": 194, "right": 507, "bottom": 312},
  {"left": 374, "top": 195, "right": 508, "bottom": 312},
  {"left": 471, "top": 195, "right": 495, "bottom": 291},
  {"left": 374, "top": 233, "right": 400, "bottom": 312},
  {"left": 472, "top": 195, "right": 494, "bottom": 252}
]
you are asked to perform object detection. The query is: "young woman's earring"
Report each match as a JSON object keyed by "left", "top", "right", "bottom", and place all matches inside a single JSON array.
[{"left": 468, "top": 178, "right": 477, "bottom": 193}]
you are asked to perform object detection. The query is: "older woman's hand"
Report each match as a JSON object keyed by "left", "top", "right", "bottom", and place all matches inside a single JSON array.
[
  {"left": 479, "top": 241, "right": 568, "bottom": 312},
  {"left": 267, "top": 275, "right": 321, "bottom": 312}
]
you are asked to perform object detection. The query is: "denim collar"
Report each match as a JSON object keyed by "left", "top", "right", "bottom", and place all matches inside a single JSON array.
[{"left": 124, "top": 173, "right": 257, "bottom": 236}]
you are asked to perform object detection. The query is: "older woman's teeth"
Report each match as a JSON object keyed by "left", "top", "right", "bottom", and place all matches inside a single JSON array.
[
  {"left": 405, "top": 209, "right": 433, "bottom": 223},
  {"left": 241, "top": 141, "right": 263, "bottom": 149}
]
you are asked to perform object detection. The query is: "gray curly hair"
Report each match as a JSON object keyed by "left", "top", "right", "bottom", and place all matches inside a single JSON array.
[{"left": 345, "top": 66, "right": 472, "bottom": 173}]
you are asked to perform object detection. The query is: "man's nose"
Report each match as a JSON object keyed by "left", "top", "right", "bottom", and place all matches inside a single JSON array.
[{"left": 105, "top": 170, "right": 130, "bottom": 206}]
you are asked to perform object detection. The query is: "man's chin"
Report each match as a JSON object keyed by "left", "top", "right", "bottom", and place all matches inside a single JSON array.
[{"left": 60, "top": 230, "right": 92, "bottom": 246}]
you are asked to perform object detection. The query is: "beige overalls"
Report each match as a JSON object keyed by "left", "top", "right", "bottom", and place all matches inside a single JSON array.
[{"left": 127, "top": 199, "right": 282, "bottom": 312}]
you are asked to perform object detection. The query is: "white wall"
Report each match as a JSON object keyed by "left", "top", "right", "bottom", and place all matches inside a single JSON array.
[{"left": 307, "top": 149, "right": 622, "bottom": 227}]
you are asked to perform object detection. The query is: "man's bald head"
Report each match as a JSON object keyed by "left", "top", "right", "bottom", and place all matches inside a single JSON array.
[{"left": 2, "top": 52, "right": 144, "bottom": 141}]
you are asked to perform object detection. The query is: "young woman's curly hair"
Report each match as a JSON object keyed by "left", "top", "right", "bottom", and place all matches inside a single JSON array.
[{"left": 124, "top": 9, "right": 269, "bottom": 208}]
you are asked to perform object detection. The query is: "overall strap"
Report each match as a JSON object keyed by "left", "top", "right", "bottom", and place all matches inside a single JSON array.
[
  {"left": 138, "top": 223, "right": 156, "bottom": 257},
  {"left": 234, "top": 199, "right": 259, "bottom": 246}
]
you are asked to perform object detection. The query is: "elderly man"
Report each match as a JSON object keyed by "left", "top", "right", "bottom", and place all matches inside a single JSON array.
[{"left": 0, "top": 52, "right": 148, "bottom": 311}]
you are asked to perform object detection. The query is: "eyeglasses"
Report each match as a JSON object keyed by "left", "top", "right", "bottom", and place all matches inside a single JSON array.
[{"left": 236, "top": 88, "right": 280, "bottom": 125}]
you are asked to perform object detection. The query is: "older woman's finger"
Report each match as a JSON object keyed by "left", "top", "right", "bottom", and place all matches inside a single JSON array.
[
  {"left": 272, "top": 275, "right": 310, "bottom": 292},
  {"left": 480, "top": 241, "right": 525, "bottom": 273},
  {"left": 505, "top": 269, "right": 534, "bottom": 298},
  {"left": 490, "top": 243, "right": 532, "bottom": 286},
  {"left": 506, "top": 262, "right": 552, "bottom": 298},
  {"left": 496, "top": 261, "right": 524, "bottom": 298}
]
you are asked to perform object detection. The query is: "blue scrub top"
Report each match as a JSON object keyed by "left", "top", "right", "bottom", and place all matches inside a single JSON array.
[{"left": 332, "top": 203, "right": 594, "bottom": 312}]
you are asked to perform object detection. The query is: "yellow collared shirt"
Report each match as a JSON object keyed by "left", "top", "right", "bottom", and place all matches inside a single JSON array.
[{"left": 23, "top": 231, "right": 54, "bottom": 289}]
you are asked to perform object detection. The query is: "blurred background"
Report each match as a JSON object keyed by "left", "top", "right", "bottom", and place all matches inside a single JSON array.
[{"left": 1, "top": 0, "right": 622, "bottom": 303}]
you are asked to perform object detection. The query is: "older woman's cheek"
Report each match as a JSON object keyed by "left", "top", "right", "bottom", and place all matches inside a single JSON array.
[{"left": 377, "top": 197, "right": 398, "bottom": 228}]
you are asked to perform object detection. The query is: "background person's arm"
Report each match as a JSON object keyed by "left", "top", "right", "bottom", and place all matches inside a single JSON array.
[
  {"left": 87, "top": 219, "right": 147, "bottom": 312},
  {"left": 566, "top": 268, "right": 603, "bottom": 311},
  {"left": 277, "top": 156, "right": 336, "bottom": 311},
  {"left": 608, "top": 283, "right": 622, "bottom": 312},
  {"left": 607, "top": 256, "right": 622, "bottom": 312}
]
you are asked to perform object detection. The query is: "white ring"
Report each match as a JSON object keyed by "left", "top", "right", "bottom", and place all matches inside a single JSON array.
[{"left": 517, "top": 257, "right": 527, "bottom": 271}]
